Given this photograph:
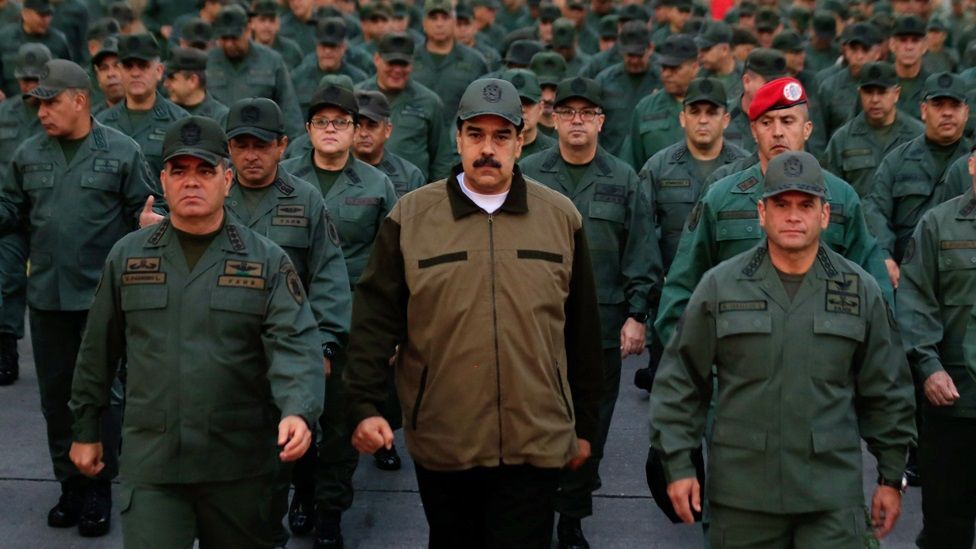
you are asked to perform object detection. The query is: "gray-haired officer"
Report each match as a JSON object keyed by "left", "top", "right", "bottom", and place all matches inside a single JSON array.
[
  {"left": 651, "top": 151, "right": 916, "bottom": 547},
  {"left": 68, "top": 116, "right": 324, "bottom": 548},
  {"left": 0, "top": 59, "right": 158, "bottom": 537},
  {"left": 164, "top": 46, "right": 229, "bottom": 127},
  {"left": 353, "top": 89, "right": 427, "bottom": 197},
  {"left": 499, "top": 68, "right": 555, "bottom": 159}
]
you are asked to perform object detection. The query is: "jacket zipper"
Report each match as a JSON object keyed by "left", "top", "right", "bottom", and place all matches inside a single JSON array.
[
  {"left": 489, "top": 213, "right": 503, "bottom": 462},
  {"left": 411, "top": 365, "right": 429, "bottom": 430}
]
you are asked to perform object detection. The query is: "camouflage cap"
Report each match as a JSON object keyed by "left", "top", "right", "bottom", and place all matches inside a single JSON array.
[
  {"left": 684, "top": 77, "right": 726, "bottom": 107},
  {"left": 166, "top": 46, "right": 208, "bottom": 74},
  {"left": 316, "top": 17, "right": 347, "bottom": 45},
  {"left": 811, "top": 10, "right": 836, "bottom": 38},
  {"left": 28, "top": 59, "right": 91, "bottom": 100},
  {"left": 552, "top": 18, "right": 577, "bottom": 48},
  {"left": 598, "top": 14, "right": 619, "bottom": 39},
  {"left": 251, "top": 0, "right": 278, "bottom": 17},
  {"left": 618, "top": 3, "right": 649, "bottom": 23},
  {"left": 529, "top": 51, "right": 567, "bottom": 87},
  {"left": 744, "top": 47, "right": 787, "bottom": 79},
  {"left": 119, "top": 33, "right": 161, "bottom": 61},
  {"left": 695, "top": 20, "right": 732, "bottom": 49},
  {"left": 892, "top": 14, "right": 926, "bottom": 37},
  {"left": 163, "top": 116, "right": 229, "bottom": 166},
  {"left": 841, "top": 22, "right": 881, "bottom": 46},
  {"left": 858, "top": 61, "right": 898, "bottom": 88},
  {"left": 763, "top": 151, "right": 826, "bottom": 199},
  {"left": 213, "top": 4, "right": 248, "bottom": 37},
  {"left": 619, "top": 20, "right": 650, "bottom": 55},
  {"left": 457, "top": 78, "right": 523, "bottom": 127},
  {"left": 425, "top": 0, "right": 454, "bottom": 16},
  {"left": 539, "top": 3, "right": 562, "bottom": 22},
  {"left": 108, "top": 1, "right": 134, "bottom": 25},
  {"left": 92, "top": 36, "right": 120, "bottom": 66},
  {"left": 500, "top": 68, "right": 542, "bottom": 103},
  {"left": 182, "top": 18, "right": 213, "bottom": 48},
  {"left": 554, "top": 76, "right": 602, "bottom": 108},
  {"left": 378, "top": 32, "right": 415, "bottom": 63},
  {"left": 14, "top": 43, "right": 52, "bottom": 80},
  {"left": 318, "top": 73, "right": 356, "bottom": 90},
  {"left": 24, "top": 0, "right": 52, "bottom": 15},
  {"left": 924, "top": 72, "right": 967, "bottom": 102},
  {"left": 226, "top": 97, "right": 285, "bottom": 142},
  {"left": 505, "top": 39, "right": 545, "bottom": 66},
  {"left": 308, "top": 83, "right": 359, "bottom": 121},
  {"left": 356, "top": 90, "right": 391, "bottom": 121},
  {"left": 771, "top": 30, "right": 804, "bottom": 52},
  {"left": 657, "top": 34, "right": 698, "bottom": 67},
  {"left": 86, "top": 17, "right": 120, "bottom": 41}
]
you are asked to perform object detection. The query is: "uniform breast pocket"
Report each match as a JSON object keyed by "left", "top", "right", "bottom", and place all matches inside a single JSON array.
[
  {"left": 811, "top": 312, "right": 865, "bottom": 382},
  {"left": 338, "top": 201, "right": 381, "bottom": 244},
  {"left": 588, "top": 200, "right": 625, "bottom": 224},
  {"left": 715, "top": 217, "right": 761, "bottom": 243},
  {"left": 840, "top": 152, "right": 877, "bottom": 175},
  {"left": 655, "top": 186, "right": 695, "bottom": 233},
  {"left": 640, "top": 117, "right": 672, "bottom": 135},
  {"left": 397, "top": 111, "right": 429, "bottom": 137},
  {"left": 211, "top": 286, "right": 268, "bottom": 316},
  {"left": 22, "top": 171, "right": 54, "bottom": 192},
  {"left": 81, "top": 172, "right": 121, "bottom": 193},
  {"left": 715, "top": 312, "right": 772, "bottom": 378},
  {"left": 247, "top": 73, "right": 277, "bottom": 97},
  {"left": 891, "top": 177, "right": 931, "bottom": 204},
  {"left": 938, "top": 248, "right": 976, "bottom": 305},
  {"left": 268, "top": 224, "right": 310, "bottom": 250},
  {"left": 121, "top": 285, "right": 168, "bottom": 312}
]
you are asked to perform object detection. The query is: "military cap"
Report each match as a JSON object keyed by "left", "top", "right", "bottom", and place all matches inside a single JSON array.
[
  {"left": 812, "top": 10, "right": 836, "bottom": 38},
  {"left": 733, "top": 0, "right": 756, "bottom": 17},
  {"left": 598, "top": 14, "right": 619, "bottom": 39},
  {"left": 505, "top": 39, "right": 545, "bottom": 66},
  {"left": 378, "top": 32, "right": 415, "bottom": 63},
  {"left": 892, "top": 14, "right": 925, "bottom": 36},
  {"left": 927, "top": 17, "right": 948, "bottom": 32},
  {"left": 858, "top": 61, "right": 898, "bottom": 88},
  {"left": 539, "top": 3, "right": 561, "bottom": 22},
  {"left": 841, "top": 22, "right": 881, "bottom": 46},
  {"left": 86, "top": 17, "right": 120, "bottom": 41},
  {"left": 182, "top": 18, "right": 213, "bottom": 47},
  {"left": 684, "top": 77, "right": 726, "bottom": 107},
  {"left": 566, "top": 0, "right": 585, "bottom": 10},
  {"left": 311, "top": 5, "right": 342, "bottom": 22},
  {"left": 356, "top": 90, "right": 391, "bottom": 122},
  {"left": 457, "top": 78, "right": 523, "bottom": 127},
  {"left": 391, "top": 0, "right": 411, "bottom": 18},
  {"left": 455, "top": 2, "right": 473, "bottom": 20},
  {"left": 754, "top": 8, "right": 780, "bottom": 32},
  {"left": 425, "top": 0, "right": 453, "bottom": 16},
  {"left": 870, "top": 12, "right": 895, "bottom": 38},
  {"left": 529, "top": 51, "right": 566, "bottom": 87},
  {"left": 500, "top": 68, "right": 542, "bottom": 103},
  {"left": 744, "top": 47, "right": 787, "bottom": 78},
  {"left": 763, "top": 151, "right": 825, "bottom": 198},
  {"left": 695, "top": 20, "right": 732, "bottom": 48},
  {"left": 251, "top": 0, "right": 279, "bottom": 17},
  {"left": 924, "top": 72, "right": 967, "bottom": 102},
  {"left": 318, "top": 73, "right": 356, "bottom": 90},
  {"left": 821, "top": 0, "right": 848, "bottom": 19},
  {"left": 14, "top": 43, "right": 52, "bottom": 80},
  {"left": 618, "top": 3, "right": 649, "bottom": 23},
  {"left": 119, "top": 33, "right": 161, "bottom": 61},
  {"left": 731, "top": 25, "right": 758, "bottom": 46},
  {"left": 226, "top": 97, "right": 285, "bottom": 142},
  {"left": 360, "top": 2, "right": 392, "bottom": 20},
  {"left": 163, "top": 116, "right": 229, "bottom": 166},
  {"left": 166, "top": 46, "right": 208, "bottom": 74},
  {"left": 619, "top": 20, "right": 650, "bottom": 55},
  {"left": 92, "top": 36, "right": 119, "bottom": 66},
  {"left": 657, "top": 34, "right": 698, "bottom": 66},
  {"left": 552, "top": 18, "right": 576, "bottom": 48},
  {"left": 554, "top": 76, "right": 602, "bottom": 108},
  {"left": 471, "top": 0, "right": 500, "bottom": 9},
  {"left": 787, "top": 6, "right": 811, "bottom": 32},
  {"left": 316, "top": 16, "right": 347, "bottom": 45},
  {"left": 681, "top": 17, "right": 706, "bottom": 35},
  {"left": 213, "top": 4, "right": 248, "bottom": 37},
  {"left": 308, "top": 83, "right": 359, "bottom": 121},
  {"left": 23, "top": 0, "right": 52, "bottom": 15},
  {"left": 748, "top": 77, "right": 807, "bottom": 121},
  {"left": 28, "top": 59, "right": 91, "bottom": 100},
  {"left": 772, "top": 30, "right": 804, "bottom": 52},
  {"left": 108, "top": 2, "right": 134, "bottom": 26}
]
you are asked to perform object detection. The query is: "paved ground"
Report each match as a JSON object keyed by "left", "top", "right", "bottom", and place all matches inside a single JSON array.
[{"left": 0, "top": 333, "right": 923, "bottom": 548}]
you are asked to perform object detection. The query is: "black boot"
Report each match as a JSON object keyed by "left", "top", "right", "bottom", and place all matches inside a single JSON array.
[
  {"left": 633, "top": 367, "right": 653, "bottom": 392},
  {"left": 0, "top": 333, "right": 18, "bottom": 385},
  {"left": 47, "top": 480, "right": 83, "bottom": 528},
  {"left": 373, "top": 444, "right": 401, "bottom": 471},
  {"left": 288, "top": 489, "right": 315, "bottom": 536},
  {"left": 78, "top": 481, "right": 111, "bottom": 537},
  {"left": 557, "top": 515, "right": 590, "bottom": 549},
  {"left": 314, "top": 510, "right": 343, "bottom": 549}
]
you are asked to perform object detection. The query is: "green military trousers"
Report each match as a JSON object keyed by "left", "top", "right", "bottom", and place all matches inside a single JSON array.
[
  {"left": 708, "top": 503, "right": 870, "bottom": 549},
  {"left": 0, "top": 232, "right": 27, "bottom": 338}
]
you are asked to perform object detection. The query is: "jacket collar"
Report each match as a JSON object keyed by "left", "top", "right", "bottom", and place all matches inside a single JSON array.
[
  {"left": 447, "top": 163, "right": 529, "bottom": 219},
  {"left": 143, "top": 214, "right": 249, "bottom": 255}
]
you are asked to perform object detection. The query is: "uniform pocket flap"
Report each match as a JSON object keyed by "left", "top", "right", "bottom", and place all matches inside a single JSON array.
[
  {"left": 891, "top": 180, "right": 931, "bottom": 198},
  {"left": 812, "top": 313, "right": 866, "bottom": 342},
  {"left": 125, "top": 407, "right": 166, "bottom": 432},
  {"left": 588, "top": 201, "right": 625, "bottom": 223},
  {"left": 715, "top": 313, "right": 772, "bottom": 338},
  {"left": 840, "top": 153, "right": 877, "bottom": 172},
  {"left": 715, "top": 217, "right": 761, "bottom": 242},
  {"left": 712, "top": 420, "right": 766, "bottom": 451},
  {"left": 268, "top": 225, "right": 310, "bottom": 249},
  {"left": 811, "top": 428, "right": 859, "bottom": 453},
  {"left": 121, "top": 286, "right": 168, "bottom": 311},
  {"left": 80, "top": 172, "right": 120, "bottom": 192},
  {"left": 210, "top": 408, "right": 268, "bottom": 431}
]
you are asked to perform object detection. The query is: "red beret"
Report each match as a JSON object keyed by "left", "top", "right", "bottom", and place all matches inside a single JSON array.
[{"left": 748, "top": 77, "right": 807, "bottom": 121}]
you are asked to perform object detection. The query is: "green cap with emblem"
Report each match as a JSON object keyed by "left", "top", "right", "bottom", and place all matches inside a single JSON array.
[
  {"left": 500, "top": 68, "right": 542, "bottom": 103},
  {"left": 425, "top": 0, "right": 453, "bottom": 16},
  {"left": 166, "top": 46, "right": 208, "bottom": 74},
  {"left": 841, "top": 21, "right": 882, "bottom": 46},
  {"left": 361, "top": 2, "right": 392, "bottom": 20},
  {"left": 763, "top": 151, "right": 826, "bottom": 199},
  {"left": 927, "top": 17, "right": 948, "bottom": 32},
  {"left": 618, "top": 20, "right": 650, "bottom": 55},
  {"left": 456, "top": 78, "right": 523, "bottom": 128},
  {"left": 744, "top": 47, "right": 787, "bottom": 78},
  {"left": 356, "top": 90, "right": 391, "bottom": 121},
  {"left": 529, "top": 51, "right": 567, "bottom": 87},
  {"left": 455, "top": 1, "right": 473, "bottom": 20},
  {"left": 163, "top": 116, "right": 229, "bottom": 166},
  {"left": 858, "top": 61, "right": 897, "bottom": 88},
  {"left": 87, "top": 17, "right": 120, "bottom": 41},
  {"left": 657, "top": 34, "right": 698, "bottom": 67},
  {"left": 182, "top": 18, "right": 213, "bottom": 48},
  {"left": 226, "top": 97, "right": 285, "bottom": 142},
  {"left": 24, "top": 0, "right": 52, "bottom": 15},
  {"left": 28, "top": 59, "right": 90, "bottom": 99},
  {"left": 308, "top": 83, "right": 359, "bottom": 121},
  {"left": 378, "top": 32, "right": 415, "bottom": 63},
  {"left": 552, "top": 18, "right": 576, "bottom": 48},
  {"left": 754, "top": 8, "right": 780, "bottom": 32},
  {"left": 92, "top": 36, "right": 119, "bottom": 66},
  {"left": 924, "top": 71, "right": 967, "bottom": 102},
  {"left": 318, "top": 73, "right": 355, "bottom": 90},
  {"left": 618, "top": 3, "right": 649, "bottom": 23},
  {"left": 14, "top": 43, "right": 52, "bottom": 80},
  {"left": 213, "top": 4, "right": 248, "bottom": 37},
  {"left": 316, "top": 16, "right": 347, "bottom": 45},
  {"left": 392, "top": 0, "right": 411, "bottom": 18},
  {"left": 598, "top": 14, "right": 619, "bottom": 39},
  {"left": 731, "top": 24, "right": 758, "bottom": 47},
  {"left": 554, "top": 76, "right": 602, "bottom": 108},
  {"left": 119, "top": 33, "right": 160, "bottom": 61},
  {"left": 695, "top": 20, "right": 732, "bottom": 48},
  {"left": 251, "top": 0, "right": 279, "bottom": 17},
  {"left": 539, "top": 3, "right": 561, "bottom": 22},
  {"left": 684, "top": 77, "right": 726, "bottom": 107},
  {"left": 772, "top": 30, "right": 804, "bottom": 52},
  {"left": 892, "top": 14, "right": 926, "bottom": 36},
  {"left": 811, "top": 9, "right": 836, "bottom": 38},
  {"left": 505, "top": 39, "right": 545, "bottom": 66},
  {"left": 108, "top": 1, "right": 134, "bottom": 26}
]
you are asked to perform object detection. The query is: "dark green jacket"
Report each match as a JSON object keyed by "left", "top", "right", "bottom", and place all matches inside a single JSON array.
[
  {"left": 411, "top": 42, "right": 489, "bottom": 129},
  {"left": 0, "top": 22, "right": 72, "bottom": 96},
  {"left": 817, "top": 68, "right": 858, "bottom": 137},
  {"left": 578, "top": 44, "right": 621, "bottom": 79},
  {"left": 371, "top": 151, "right": 427, "bottom": 198},
  {"left": 96, "top": 94, "right": 190, "bottom": 180},
  {"left": 595, "top": 62, "right": 661, "bottom": 157},
  {"left": 270, "top": 34, "right": 305, "bottom": 68},
  {"left": 182, "top": 94, "right": 230, "bottom": 128},
  {"left": 69, "top": 219, "right": 325, "bottom": 483},
  {"left": 0, "top": 94, "right": 40, "bottom": 181},
  {"left": 519, "top": 130, "right": 556, "bottom": 160},
  {"left": 50, "top": 0, "right": 88, "bottom": 63},
  {"left": 722, "top": 97, "right": 756, "bottom": 155},
  {"left": 624, "top": 88, "right": 684, "bottom": 170},
  {"left": 291, "top": 53, "right": 369, "bottom": 115}
]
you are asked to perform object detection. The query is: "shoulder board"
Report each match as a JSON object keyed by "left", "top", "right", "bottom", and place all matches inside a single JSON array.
[
  {"left": 960, "top": 198, "right": 976, "bottom": 217},
  {"left": 274, "top": 176, "right": 295, "bottom": 195},
  {"left": 741, "top": 246, "right": 767, "bottom": 277},
  {"left": 344, "top": 165, "right": 361, "bottom": 184},
  {"left": 225, "top": 224, "right": 247, "bottom": 252},
  {"left": 594, "top": 155, "right": 611, "bottom": 176},
  {"left": 816, "top": 246, "right": 839, "bottom": 278},
  {"left": 671, "top": 144, "right": 688, "bottom": 163},
  {"left": 147, "top": 218, "right": 170, "bottom": 245},
  {"left": 736, "top": 176, "right": 758, "bottom": 192},
  {"left": 541, "top": 150, "right": 560, "bottom": 171}
]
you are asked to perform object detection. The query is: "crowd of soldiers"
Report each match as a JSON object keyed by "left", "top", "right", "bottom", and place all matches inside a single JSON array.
[{"left": 0, "top": 0, "right": 974, "bottom": 546}]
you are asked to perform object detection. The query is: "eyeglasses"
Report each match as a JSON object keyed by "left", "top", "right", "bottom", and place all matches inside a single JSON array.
[
  {"left": 308, "top": 118, "right": 354, "bottom": 130},
  {"left": 553, "top": 107, "right": 602, "bottom": 121}
]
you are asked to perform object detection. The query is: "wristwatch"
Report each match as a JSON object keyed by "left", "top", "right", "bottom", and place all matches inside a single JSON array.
[
  {"left": 627, "top": 312, "right": 649, "bottom": 323},
  {"left": 323, "top": 343, "right": 339, "bottom": 361},
  {"left": 878, "top": 474, "right": 907, "bottom": 493}
]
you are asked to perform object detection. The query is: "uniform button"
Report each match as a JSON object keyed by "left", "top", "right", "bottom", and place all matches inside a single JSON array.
[
  {"left": 720, "top": 228, "right": 727, "bottom": 235},
  {"left": 746, "top": 226, "right": 753, "bottom": 232},
  {"left": 824, "top": 320, "right": 832, "bottom": 327},
  {"left": 231, "top": 201, "right": 237, "bottom": 206},
  {"left": 753, "top": 319, "right": 761, "bottom": 327}
]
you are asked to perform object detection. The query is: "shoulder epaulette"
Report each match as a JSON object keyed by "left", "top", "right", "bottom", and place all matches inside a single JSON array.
[
  {"left": 274, "top": 176, "right": 294, "bottom": 195},
  {"left": 741, "top": 246, "right": 767, "bottom": 277},
  {"left": 961, "top": 198, "right": 976, "bottom": 217},
  {"left": 225, "top": 224, "right": 246, "bottom": 252},
  {"left": 816, "top": 246, "right": 839, "bottom": 277},
  {"left": 541, "top": 150, "right": 560, "bottom": 171},
  {"left": 345, "top": 164, "right": 361, "bottom": 183},
  {"left": 147, "top": 218, "right": 169, "bottom": 245}
]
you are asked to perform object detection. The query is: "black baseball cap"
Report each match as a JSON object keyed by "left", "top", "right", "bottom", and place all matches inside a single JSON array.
[
  {"left": 213, "top": 4, "right": 248, "bottom": 37},
  {"left": 87, "top": 17, "right": 120, "bottom": 41},
  {"left": 226, "top": 97, "right": 285, "bottom": 142},
  {"left": 811, "top": 10, "right": 836, "bottom": 38},
  {"left": 772, "top": 30, "right": 804, "bottom": 53},
  {"left": 316, "top": 17, "right": 347, "bottom": 45},
  {"left": 356, "top": 90, "right": 391, "bottom": 122},
  {"left": 24, "top": 0, "right": 52, "bottom": 15},
  {"left": 14, "top": 43, "right": 52, "bottom": 80},
  {"left": 505, "top": 39, "right": 545, "bottom": 66},
  {"left": 166, "top": 47, "right": 208, "bottom": 74},
  {"left": 618, "top": 3, "right": 649, "bottom": 23},
  {"left": 892, "top": 14, "right": 926, "bottom": 37},
  {"left": 500, "top": 68, "right": 542, "bottom": 103},
  {"left": 108, "top": 1, "right": 134, "bottom": 26},
  {"left": 554, "top": 76, "right": 602, "bottom": 108},
  {"left": 924, "top": 72, "right": 967, "bottom": 102},
  {"left": 842, "top": 22, "right": 882, "bottom": 47},
  {"left": 181, "top": 18, "right": 213, "bottom": 48},
  {"left": 695, "top": 20, "right": 732, "bottom": 48},
  {"left": 684, "top": 77, "right": 727, "bottom": 107},
  {"left": 378, "top": 32, "right": 415, "bottom": 63},
  {"left": 163, "top": 116, "right": 229, "bottom": 166},
  {"left": 744, "top": 48, "right": 787, "bottom": 79},
  {"left": 308, "top": 84, "right": 359, "bottom": 121},
  {"left": 598, "top": 14, "right": 619, "bottom": 39},
  {"left": 657, "top": 34, "right": 698, "bottom": 67},
  {"left": 119, "top": 33, "right": 161, "bottom": 61},
  {"left": 529, "top": 51, "right": 567, "bottom": 87},
  {"left": 251, "top": 0, "right": 279, "bottom": 17},
  {"left": 858, "top": 61, "right": 898, "bottom": 88},
  {"left": 619, "top": 21, "right": 650, "bottom": 55},
  {"left": 763, "top": 151, "right": 826, "bottom": 199},
  {"left": 92, "top": 36, "right": 119, "bottom": 66}
]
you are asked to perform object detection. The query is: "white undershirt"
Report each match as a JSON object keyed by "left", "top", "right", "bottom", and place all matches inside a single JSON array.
[{"left": 457, "top": 173, "right": 509, "bottom": 214}]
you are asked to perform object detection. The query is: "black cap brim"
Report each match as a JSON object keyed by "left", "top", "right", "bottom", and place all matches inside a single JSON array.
[
  {"left": 619, "top": 44, "right": 648, "bottom": 55},
  {"left": 694, "top": 36, "right": 717, "bottom": 48},
  {"left": 226, "top": 126, "right": 280, "bottom": 142},
  {"left": 379, "top": 53, "right": 412, "bottom": 64},
  {"left": 762, "top": 183, "right": 826, "bottom": 199},
  {"left": 658, "top": 55, "right": 693, "bottom": 67},
  {"left": 162, "top": 149, "right": 223, "bottom": 166},
  {"left": 214, "top": 26, "right": 246, "bottom": 38},
  {"left": 458, "top": 110, "right": 521, "bottom": 127},
  {"left": 926, "top": 92, "right": 966, "bottom": 102},
  {"left": 683, "top": 95, "right": 724, "bottom": 107}
]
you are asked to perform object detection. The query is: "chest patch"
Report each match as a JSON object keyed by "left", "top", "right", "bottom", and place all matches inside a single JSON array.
[
  {"left": 122, "top": 256, "right": 165, "bottom": 284},
  {"left": 93, "top": 158, "right": 120, "bottom": 174},
  {"left": 719, "top": 300, "right": 767, "bottom": 313},
  {"left": 224, "top": 260, "right": 264, "bottom": 277},
  {"left": 345, "top": 197, "right": 381, "bottom": 206}
]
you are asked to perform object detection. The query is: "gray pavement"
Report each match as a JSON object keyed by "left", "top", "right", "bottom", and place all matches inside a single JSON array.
[{"left": 0, "top": 334, "right": 922, "bottom": 548}]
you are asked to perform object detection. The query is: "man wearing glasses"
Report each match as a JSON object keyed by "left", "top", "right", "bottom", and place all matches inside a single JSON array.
[{"left": 520, "top": 76, "right": 661, "bottom": 549}]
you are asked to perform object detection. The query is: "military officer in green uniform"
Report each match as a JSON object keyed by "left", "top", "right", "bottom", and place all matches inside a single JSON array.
[
  {"left": 0, "top": 0, "right": 72, "bottom": 97},
  {"left": 499, "top": 68, "right": 554, "bottom": 159},
  {"left": 97, "top": 33, "right": 190, "bottom": 180},
  {"left": 68, "top": 116, "right": 324, "bottom": 548},
  {"left": 897, "top": 147, "right": 976, "bottom": 549},
  {"left": 280, "top": 82, "right": 396, "bottom": 547},
  {"left": 696, "top": 21, "right": 743, "bottom": 101},
  {"left": 624, "top": 33, "right": 698, "bottom": 170},
  {"left": 651, "top": 151, "right": 916, "bottom": 547},
  {"left": 89, "top": 36, "right": 122, "bottom": 116},
  {"left": 723, "top": 48, "right": 789, "bottom": 155},
  {"left": 355, "top": 32, "right": 454, "bottom": 181},
  {"left": 594, "top": 21, "right": 661, "bottom": 156},
  {"left": 163, "top": 47, "right": 229, "bottom": 127},
  {"left": 454, "top": 2, "right": 501, "bottom": 72},
  {"left": 866, "top": 72, "right": 971, "bottom": 285},
  {"left": 529, "top": 50, "right": 566, "bottom": 139},
  {"left": 805, "top": 10, "right": 840, "bottom": 75},
  {"left": 520, "top": 76, "right": 662, "bottom": 549},
  {"left": 207, "top": 4, "right": 304, "bottom": 139},
  {"left": 249, "top": 0, "right": 305, "bottom": 68},
  {"left": 0, "top": 59, "right": 159, "bottom": 537},
  {"left": 353, "top": 89, "right": 427, "bottom": 197},
  {"left": 890, "top": 15, "right": 930, "bottom": 121},
  {"left": 292, "top": 17, "right": 368, "bottom": 118},
  {"left": 550, "top": 18, "right": 590, "bottom": 76},
  {"left": 825, "top": 61, "right": 924, "bottom": 198},
  {"left": 818, "top": 22, "right": 884, "bottom": 137}
]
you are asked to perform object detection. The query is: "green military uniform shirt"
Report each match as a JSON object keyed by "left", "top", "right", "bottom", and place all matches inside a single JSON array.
[
  {"left": 578, "top": 44, "right": 621, "bottom": 79},
  {"left": 0, "top": 23, "right": 72, "bottom": 96},
  {"left": 699, "top": 64, "right": 744, "bottom": 103},
  {"left": 281, "top": 153, "right": 398, "bottom": 284},
  {"left": 519, "top": 131, "right": 555, "bottom": 160},
  {"left": 291, "top": 55, "right": 369, "bottom": 116},
  {"left": 895, "top": 68, "right": 930, "bottom": 121},
  {"left": 69, "top": 219, "right": 325, "bottom": 483},
  {"left": 226, "top": 168, "right": 351, "bottom": 353},
  {"left": 722, "top": 97, "right": 756, "bottom": 154},
  {"left": 269, "top": 34, "right": 305, "bottom": 68},
  {"left": 898, "top": 188, "right": 976, "bottom": 418},
  {"left": 495, "top": 5, "right": 531, "bottom": 33},
  {"left": 0, "top": 94, "right": 40, "bottom": 179},
  {"left": 0, "top": 120, "right": 158, "bottom": 310},
  {"left": 411, "top": 42, "right": 490, "bottom": 129},
  {"left": 97, "top": 95, "right": 190, "bottom": 180},
  {"left": 651, "top": 242, "right": 915, "bottom": 513},
  {"left": 181, "top": 94, "right": 230, "bottom": 128},
  {"left": 371, "top": 151, "right": 427, "bottom": 198},
  {"left": 865, "top": 134, "right": 973, "bottom": 262},
  {"left": 805, "top": 42, "right": 840, "bottom": 75},
  {"left": 655, "top": 162, "right": 893, "bottom": 344},
  {"left": 824, "top": 110, "right": 925, "bottom": 197},
  {"left": 278, "top": 11, "right": 317, "bottom": 53},
  {"left": 817, "top": 68, "right": 859, "bottom": 137},
  {"left": 594, "top": 62, "right": 661, "bottom": 156},
  {"left": 50, "top": 0, "right": 88, "bottom": 63},
  {"left": 624, "top": 88, "right": 684, "bottom": 170}
]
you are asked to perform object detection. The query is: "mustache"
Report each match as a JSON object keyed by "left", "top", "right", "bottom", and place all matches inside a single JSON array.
[{"left": 473, "top": 156, "right": 502, "bottom": 168}]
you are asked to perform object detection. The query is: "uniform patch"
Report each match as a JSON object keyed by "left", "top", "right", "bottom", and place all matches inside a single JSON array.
[
  {"left": 122, "top": 272, "right": 167, "bottom": 285},
  {"left": 280, "top": 259, "right": 305, "bottom": 305},
  {"left": 325, "top": 210, "right": 341, "bottom": 246},
  {"left": 783, "top": 156, "right": 803, "bottom": 177},
  {"left": 736, "top": 177, "right": 758, "bottom": 192},
  {"left": 717, "top": 210, "right": 758, "bottom": 220},
  {"left": 148, "top": 127, "right": 168, "bottom": 141},
  {"left": 276, "top": 204, "right": 306, "bottom": 217},
  {"left": 841, "top": 148, "right": 872, "bottom": 158},
  {"left": 719, "top": 300, "right": 767, "bottom": 312},
  {"left": 902, "top": 237, "right": 916, "bottom": 264},
  {"left": 224, "top": 260, "right": 264, "bottom": 277},
  {"left": 345, "top": 197, "right": 381, "bottom": 206},
  {"left": 23, "top": 163, "right": 52, "bottom": 173},
  {"left": 92, "top": 158, "right": 120, "bottom": 174},
  {"left": 125, "top": 257, "right": 161, "bottom": 272},
  {"left": 939, "top": 240, "right": 976, "bottom": 250},
  {"left": 271, "top": 216, "right": 309, "bottom": 227},
  {"left": 960, "top": 199, "right": 976, "bottom": 217},
  {"left": 482, "top": 83, "right": 502, "bottom": 103},
  {"left": 217, "top": 275, "right": 266, "bottom": 289},
  {"left": 826, "top": 292, "right": 860, "bottom": 315},
  {"left": 826, "top": 273, "right": 859, "bottom": 295},
  {"left": 688, "top": 201, "right": 703, "bottom": 230},
  {"left": 660, "top": 179, "right": 691, "bottom": 188},
  {"left": 741, "top": 246, "right": 768, "bottom": 277},
  {"left": 594, "top": 183, "right": 627, "bottom": 204},
  {"left": 226, "top": 225, "right": 246, "bottom": 252}
]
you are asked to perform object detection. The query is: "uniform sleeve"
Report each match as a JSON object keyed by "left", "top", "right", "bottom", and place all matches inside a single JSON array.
[
  {"left": 408, "top": 163, "right": 428, "bottom": 190},
  {"left": 69, "top": 253, "right": 125, "bottom": 443},
  {"left": 836, "top": 187, "right": 895, "bottom": 304},
  {"left": 343, "top": 215, "right": 408, "bottom": 430},
  {"left": 123, "top": 145, "right": 166, "bottom": 224},
  {"left": 863, "top": 156, "right": 898, "bottom": 258},
  {"left": 935, "top": 155, "right": 971, "bottom": 205},
  {"left": 896, "top": 214, "right": 946, "bottom": 380},
  {"left": 428, "top": 99, "right": 455, "bottom": 181},
  {"left": 564, "top": 227, "right": 604, "bottom": 442},
  {"left": 856, "top": 282, "right": 917, "bottom": 481},
  {"left": 274, "top": 60, "right": 307, "bottom": 141},
  {"left": 621, "top": 168, "right": 662, "bottom": 316},
  {"left": 261, "top": 253, "right": 326, "bottom": 425},
  {"left": 307, "top": 199, "right": 351, "bottom": 351},
  {"left": 0, "top": 147, "right": 29, "bottom": 236},
  {"left": 649, "top": 273, "right": 716, "bottom": 483},
  {"left": 823, "top": 132, "right": 843, "bottom": 177}
]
